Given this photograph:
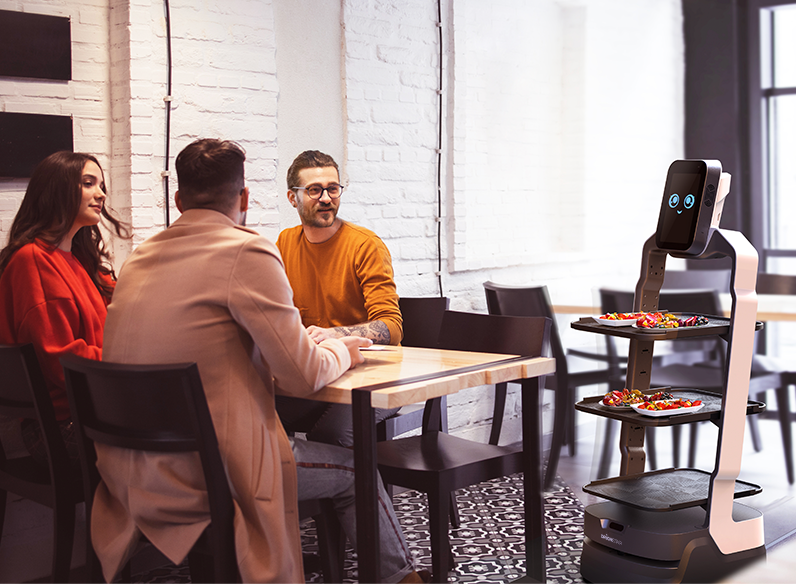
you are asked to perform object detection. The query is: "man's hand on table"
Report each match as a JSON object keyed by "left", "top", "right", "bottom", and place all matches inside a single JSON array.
[{"left": 338, "top": 336, "right": 372, "bottom": 368}]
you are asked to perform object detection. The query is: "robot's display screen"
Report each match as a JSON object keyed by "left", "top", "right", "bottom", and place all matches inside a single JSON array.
[{"left": 656, "top": 164, "right": 707, "bottom": 251}]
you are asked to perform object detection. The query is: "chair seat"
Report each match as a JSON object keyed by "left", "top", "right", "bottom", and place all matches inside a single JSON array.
[
  {"left": 377, "top": 432, "right": 523, "bottom": 491},
  {"left": 0, "top": 457, "right": 64, "bottom": 505}
]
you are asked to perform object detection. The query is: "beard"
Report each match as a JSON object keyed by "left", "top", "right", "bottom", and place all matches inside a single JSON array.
[{"left": 300, "top": 202, "right": 338, "bottom": 228}]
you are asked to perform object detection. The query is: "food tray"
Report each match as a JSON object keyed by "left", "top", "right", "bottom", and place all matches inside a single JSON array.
[
  {"left": 575, "top": 389, "right": 765, "bottom": 426},
  {"left": 571, "top": 312, "right": 763, "bottom": 341},
  {"left": 583, "top": 468, "right": 761, "bottom": 511}
]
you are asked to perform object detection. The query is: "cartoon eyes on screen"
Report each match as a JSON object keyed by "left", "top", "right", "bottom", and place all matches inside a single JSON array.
[{"left": 668, "top": 193, "right": 696, "bottom": 214}]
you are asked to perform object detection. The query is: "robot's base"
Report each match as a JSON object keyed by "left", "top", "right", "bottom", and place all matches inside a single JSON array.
[{"left": 580, "top": 501, "right": 765, "bottom": 583}]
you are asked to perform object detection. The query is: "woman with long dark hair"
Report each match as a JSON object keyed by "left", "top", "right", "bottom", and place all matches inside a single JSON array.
[{"left": 0, "top": 151, "right": 129, "bottom": 463}]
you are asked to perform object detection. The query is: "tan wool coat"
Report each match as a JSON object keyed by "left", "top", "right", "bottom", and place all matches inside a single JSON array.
[{"left": 94, "top": 209, "right": 351, "bottom": 583}]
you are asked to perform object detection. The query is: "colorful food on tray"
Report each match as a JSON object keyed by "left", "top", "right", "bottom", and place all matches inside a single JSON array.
[
  {"left": 601, "top": 388, "right": 675, "bottom": 407},
  {"left": 634, "top": 398, "right": 702, "bottom": 411},
  {"left": 635, "top": 312, "right": 710, "bottom": 329},
  {"left": 598, "top": 312, "right": 644, "bottom": 321}
]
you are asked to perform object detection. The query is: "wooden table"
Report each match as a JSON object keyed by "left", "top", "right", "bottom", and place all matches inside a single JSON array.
[{"left": 308, "top": 345, "right": 556, "bottom": 583}]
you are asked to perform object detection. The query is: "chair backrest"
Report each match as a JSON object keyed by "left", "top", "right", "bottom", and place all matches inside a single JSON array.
[
  {"left": 483, "top": 281, "right": 566, "bottom": 381},
  {"left": 399, "top": 296, "right": 450, "bottom": 348},
  {"left": 61, "top": 355, "right": 237, "bottom": 583},
  {"left": 437, "top": 310, "right": 551, "bottom": 359},
  {"left": 757, "top": 273, "right": 796, "bottom": 296},
  {"left": 661, "top": 269, "right": 731, "bottom": 293},
  {"left": 0, "top": 343, "right": 70, "bottom": 477}
]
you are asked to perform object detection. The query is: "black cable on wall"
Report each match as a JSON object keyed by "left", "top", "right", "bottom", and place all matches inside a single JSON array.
[
  {"left": 436, "top": 0, "right": 444, "bottom": 297},
  {"left": 162, "top": 0, "right": 173, "bottom": 227}
]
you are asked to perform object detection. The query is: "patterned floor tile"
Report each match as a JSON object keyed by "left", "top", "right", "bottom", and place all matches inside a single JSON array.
[{"left": 134, "top": 473, "right": 585, "bottom": 583}]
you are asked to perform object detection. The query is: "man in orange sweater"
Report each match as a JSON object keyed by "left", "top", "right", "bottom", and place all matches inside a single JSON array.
[{"left": 276, "top": 150, "right": 402, "bottom": 447}]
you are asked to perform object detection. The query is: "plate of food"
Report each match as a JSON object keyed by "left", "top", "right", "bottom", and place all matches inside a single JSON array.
[
  {"left": 632, "top": 312, "right": 710, "bottom": 331},
  {"left": 600, "top": 389, "right": 675, "bottom": 408},
  {"left": 594, "top": 312, "right": 644, "bottom": 327},
  {"left": 631, "top": 398, "right": 704, "bottom": 417}
]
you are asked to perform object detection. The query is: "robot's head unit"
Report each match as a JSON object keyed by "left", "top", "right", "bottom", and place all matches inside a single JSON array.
[{"left": 655, "top": 159, "right": 729, "bottom": 257}]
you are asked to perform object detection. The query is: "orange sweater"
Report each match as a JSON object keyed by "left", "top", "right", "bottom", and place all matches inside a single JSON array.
[
  {"left": 276, "top": 221, "right": 402, "bottom": 344},
  {"left": 0, "top": 241, "right": 109, "bottom": 420}
]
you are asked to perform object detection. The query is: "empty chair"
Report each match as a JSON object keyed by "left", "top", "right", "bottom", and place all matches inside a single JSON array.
[
  {"left": 377, "top": 310, "right": 552, "bottom": 582},
  {"left": 750, "top": 272, "right": 796, "bottom": 483},
  {"left": 483, "top": 281, "right": 612, "bottom": 489},
  {"left": 378, "top": 296, "right": 451, "bottom": 441},
  {"left": 0, "top": 344, "right": 83, "bottom": 583}
]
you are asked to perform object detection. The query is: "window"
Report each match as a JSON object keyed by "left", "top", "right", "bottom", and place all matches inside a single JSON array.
[{"left": 748, "top": 1, "right": 796, "bottom": 273}]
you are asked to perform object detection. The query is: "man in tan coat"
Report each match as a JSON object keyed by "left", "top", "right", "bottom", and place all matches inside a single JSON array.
[{"left": 94, "top": 139, "right": 424, "bottom": 583}]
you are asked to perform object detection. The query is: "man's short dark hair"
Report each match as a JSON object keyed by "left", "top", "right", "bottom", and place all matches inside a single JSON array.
[
  {"left": 176, "top": 139, "right": 246, "bottom": 211},
  {"left": 287, "top": 150, "right": 339, "bottom": 189}
]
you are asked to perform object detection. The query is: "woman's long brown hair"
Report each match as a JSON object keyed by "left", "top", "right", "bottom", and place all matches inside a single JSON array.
[{"left": 0, "top": 151, "right": 130, "bottom": 300}]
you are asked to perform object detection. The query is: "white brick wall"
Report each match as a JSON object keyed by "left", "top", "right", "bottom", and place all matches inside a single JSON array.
[{"left": 0, "top": 0, "right": 685, "bottom": 445}]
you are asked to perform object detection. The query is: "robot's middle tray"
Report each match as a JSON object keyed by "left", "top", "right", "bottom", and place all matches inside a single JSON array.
[
  {"left": 575, "top": 389, "right": 766, "bottom": 426},
  {"left": 583, "top": 468, "right": 762, "bottom": 512},
  {"left": 571, "top": 313, "right": 763, "bottom": 341}
]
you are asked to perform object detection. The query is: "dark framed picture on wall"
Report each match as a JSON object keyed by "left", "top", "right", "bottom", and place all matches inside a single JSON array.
[{"left": 0, "top": 113, "right": 74, "bottom": 178}]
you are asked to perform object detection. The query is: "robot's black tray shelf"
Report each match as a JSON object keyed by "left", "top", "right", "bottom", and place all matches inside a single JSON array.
[
  {"left": 571, "top": 313, "right": 764, "bottom": 341},
  {"left": 575, "top": 389, "right": 766, "bottom": 426},
  {"left": 583, "top": 468, "right": 762, "bottom": 511}
]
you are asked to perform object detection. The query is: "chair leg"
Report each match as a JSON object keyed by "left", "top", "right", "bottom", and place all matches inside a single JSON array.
[
  {"left": 776, "top": 385, "right": 794, "bottom": 484},
  {"left": 567, "top": 385, "right": 577, "bottom": 456},
  {"left": 672, "top": 425, "right": 681, "bottom": 468},
  {"left": 646, "top": 427, "right": 658, "bottom": 471},
  {"left": 747, "top": 414, "right": 763, "bottom": 452},
  {"left": 597, "top": 419, "right": 617, "bottom": 479},
  {"left": 688, "top": 423, "right": 700, "bottom": 468},
  {"left": 543, "top": 384, "right": 569, "bottom": 489},
  {"left": 427, "top": 488, "right": 452, "bottom": 583},
  {"left": 314, "top": 501, "right": 345, "bottom": 584},
  {"left": 449, "top": 491, "right": 460, "bottom": 529},
  {"left": 51, "top": 497, "right": 76, "bottom": 584},
  {"left": 489, "top": 383, "right": 508, "bottom": 445}
]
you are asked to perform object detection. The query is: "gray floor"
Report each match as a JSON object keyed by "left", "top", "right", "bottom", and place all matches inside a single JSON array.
[{"left": 556, "top": 398, "right": 796, "bottom": 552}]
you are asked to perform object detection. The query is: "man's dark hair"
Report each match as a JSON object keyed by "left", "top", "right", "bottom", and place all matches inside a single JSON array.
[
  {"left": 287, "top": 150, "right": 339, "bottom": 189},
  {"left": 175, "top": 139, "right": 246, "bottom": 211}
]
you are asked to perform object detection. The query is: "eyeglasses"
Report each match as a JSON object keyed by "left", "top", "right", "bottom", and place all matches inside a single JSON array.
[{"left": 291, "top": 183, "right": 344, "bottom": 200}]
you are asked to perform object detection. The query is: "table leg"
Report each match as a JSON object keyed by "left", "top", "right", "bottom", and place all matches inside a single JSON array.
[
  {"left": 352, "top": 388, "right": 379, "bottom": 583},
  {"left": 519, "top": 377, "right": 546, "bottom": 583}
]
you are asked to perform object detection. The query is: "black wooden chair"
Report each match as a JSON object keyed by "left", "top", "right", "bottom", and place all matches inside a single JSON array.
[
  {"left": 0, "top": 344, "right": 83, "bottom": 583},
  {"left": 376, "top": 310, "right": 551, "bottom": 582},
  {"left": 377, "top": 296, "right": 451, "bottom": 442},
  {"left": 749, "top": 272, "right": 796, "bottom": 483},
  {"left": 483, "top": 281, "right": 611, "bottom": 489},
  {"left": 61, "top": 356, "right": 343, "bottom": 583}
]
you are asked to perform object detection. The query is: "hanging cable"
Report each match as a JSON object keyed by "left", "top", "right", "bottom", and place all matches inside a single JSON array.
[
  {"left": 436, "top": 0, "right": 444, "bottom": 297},
  {"left": 162, "top": 0, "right": 174, "bottom": 226}
]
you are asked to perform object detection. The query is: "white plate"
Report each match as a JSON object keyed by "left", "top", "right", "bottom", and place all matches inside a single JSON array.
[
  {"left": 594, "top": 316, "right": 639, "bottom": 327},
  {"left": 630, "top": 401, "right": 704, "bottom": 417}
]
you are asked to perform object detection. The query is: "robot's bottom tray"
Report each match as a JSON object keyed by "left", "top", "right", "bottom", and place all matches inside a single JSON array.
[{"left": 583, "top": 468, "right": 761, "bottom": 511}]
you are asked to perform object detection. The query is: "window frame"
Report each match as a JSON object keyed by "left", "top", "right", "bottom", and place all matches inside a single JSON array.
[{"left": 744, "top": 0, "right": 796, "bottom": 271}]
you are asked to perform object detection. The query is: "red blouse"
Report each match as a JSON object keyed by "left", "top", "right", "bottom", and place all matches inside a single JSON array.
[{"left": 0, "top": 241, "right": 110, "bottom": 420}]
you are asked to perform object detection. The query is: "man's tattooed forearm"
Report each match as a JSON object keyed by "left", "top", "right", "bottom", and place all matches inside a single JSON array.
[{"left": 337, "top": 320, "right": 391, "bottom": 344}]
